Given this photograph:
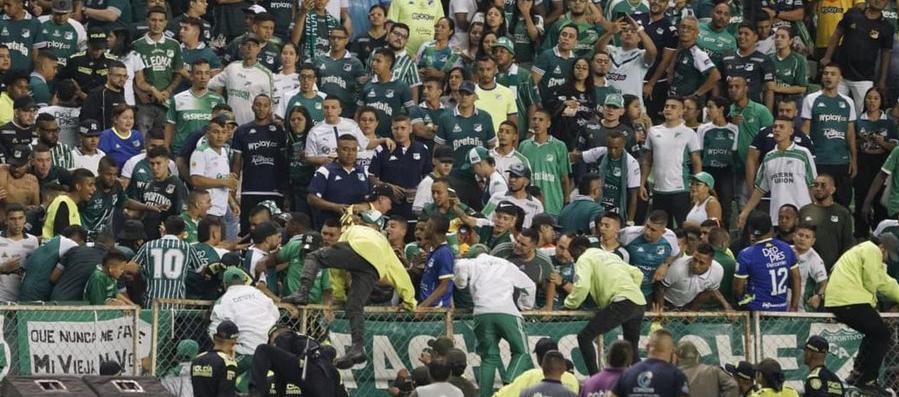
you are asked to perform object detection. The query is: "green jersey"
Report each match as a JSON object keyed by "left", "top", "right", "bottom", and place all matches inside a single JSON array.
[
  {"left": 509, "top": 14, "right": 543, "bottom": 64},
  {"left": 416, "top": 41, "right": 462, "bottom": 73},
  {"left": 605, "top": 0, "right": 651, "bottom": 20},
  {"left": 434, "top": 107, "right": 497, "bottom": 172},
  {"left": 83, "top": 266, "right": 117, "bottom": 305},
  {"left": 496, "top": 63, "right": 541, "bottom": 140},
  {"left": 730, "top": 100, "right": 773, "bottom": 169},
  {"left": 881, "top": 147, "right": 899, "bottom": 215},
  {"left": 533, "top": 47, "right": 575, "bottom": 104},
  {"left": 40, "top": 19, "right": 81, "bottom": 65},
  {"left": 671, "top": 45, "right": 717, "bottom": 97},
  {"left": 19, "top": 236, "right": 78, "bottom": 302},
  {"left": 0, "top": 14, "right": 45, "bottom": 72},
  {"left": 315, "top": 52, "right": 366, "bottom": 118},
  {"left": 30, "top": 74, "right": 51, "bottom": 106},
  {"left": 697, "top": 122, "right": 739, "bottom": 168},
  {"left": 165, "top": 89, "right": 225, "bottom": 153},
  {"left": 132, "top": 34, "right": 184, "bottom": 91},
  {"left": 284, "top": 91, "right": 326, "bottom": 124},
  {"left": 80, "top": 184, "right": 127, "bottom": 236},
  {"left": 542, "top": 14, "right": 603, "bottom": 57},
  {"left": 518, "top": 135, "right": 571, "bottom": 215},
  {"left": 801, "top": 90, "right": 857, "bottom": 165},
  {"left": 277, "top": 235, "right": 331, "bottom": 301},
  {"left": 358, "top": 80, "right": 415, "bottom": 138},
  {"left": 46, "top": 142, "right": 75, "bottom": 169},
  {"left": 770, "top": 51, "right": 808, "bottom": 98},
  {"left": 476, "top": 226, "right": 514, "bottom": 251},
  {"left": 83, "top": 0, "right": 132, "bottom": 32},
  {"left": 179, "top": 212, "right": 199, "bottom": 243},
  {"left": 857, "top": 112, "right": 899, "bottom": 155},
  {"left": 136, "top": 235, "right": 202, "bottom": 306},
  {"left": 185, "top": 242, "right": 223, "bottom": 300},
  {"left": 697, "top": 22, "right": 736, "bottom": 69}
]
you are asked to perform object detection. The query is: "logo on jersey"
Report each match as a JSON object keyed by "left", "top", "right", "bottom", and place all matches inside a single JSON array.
[
  {"left": 637, "top": 371, "right": 654, "bottom": 388},
  {"left": 166, "top": 184, "right": 175, "bottom": 194},
  {"left": 21, "top": 29, "right": 29, "bottom": 38},
  {"left": 65, "top": 32, "right": 73, "bottom": 40},
  {"left": 343, "top": 63, "right": 352, "bottom": 72},
  {"left": 413, "top": 153, "right": 421, "bottom": 160},
  {"left": 357, "top": 173, "right": 365, "bottom": 181},
  {"left": 386, "top": 89, "right": 394, "bottom": 98},
  {"left": 830, "top": 215, "right": 839, "bottom": 223},
  {"left": 656, "top": 246, "right": 666, "bottom": 255},
  {"left": 546, "top": 154, "right": 554, "bottom": 162},
  {"left": 474, "top": 124, "right": 482, "bottom": 132}
]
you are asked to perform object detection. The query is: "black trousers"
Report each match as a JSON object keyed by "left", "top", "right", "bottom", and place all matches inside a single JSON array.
[
  {"left": 707, "top": 167, "right": 736, "bottom": 229},
  {"left": 301, "top": 242, "right": 379, "bottom": 346},
  {"left": 830, "top": 303, "right": 893, "bottom": 384},
  {"left": 577, "top": 300, "right": 644, "bottom": 375},
  {"left": 645, "top": 81, "right": 670, "bottom": 124},
  {"left": 817, "top": 164, "right": 852, "bottom": 208},
  {"left": 249, "top": 344, "right": 337, "bottom": 397},
  {"left": 651, "top": 191, "right": 692, "bottom": 229},
  {"left": 854, "top": 153, "right": 889, "bottom": 237},
  {"left": 241, "top": 194, "right": 284, "bottom": 236}
]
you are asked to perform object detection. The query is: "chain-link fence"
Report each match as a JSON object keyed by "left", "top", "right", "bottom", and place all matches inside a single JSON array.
[{"left": 0, "top": 304, "right": 142, "bottom": 379}]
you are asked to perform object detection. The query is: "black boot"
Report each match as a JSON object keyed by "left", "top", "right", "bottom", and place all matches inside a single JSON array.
[
  {"left": 334, "top": 345, "right": 367, "bottom": 369},
  {"left": 281, "top": 286, "right": 309, "bottom": 305}
]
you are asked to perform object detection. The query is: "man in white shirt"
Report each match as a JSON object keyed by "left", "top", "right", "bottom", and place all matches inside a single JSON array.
[
  {"left": 0, "top": 204, "right": 39, "bottom": 301},
  {"left": 208, "top": 34, "right": 274, "bottom": 124},
  {"left": 189, "top": 115, "right": 240, "bottom": 238},
  {"left": 305, "top": 96, "right": 390, "bottom": 167},
  {"left": 596, "top": 15, "right": 657, "bottom": 102},
  {"left": 655, "top": 243, "right": 729, "bottom": 312},
  {"left": 791, "top": 223, "right": 828, "bottom": 312},
  {"left": 208, "top": 266, "right": 279, "bottom": 359}
]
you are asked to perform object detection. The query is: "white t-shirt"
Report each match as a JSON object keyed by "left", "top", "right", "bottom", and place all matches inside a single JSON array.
[
  {"left": 645, "top": 122, "right": 701, "bottom": 193},
  {"left": 120, "top": 51, "right": 146, "bottom": 106},
  {"left": 208, "top": 284, "right": 279, "bottom": 356},
  {"left": 607, "top": 45, "right": 651, "bottom": 100},
  {"left": 209, "top": 62, "right": 274, "bottom": 125},
  {"left": 448, "top": 0, "right": 478, "bottom": 48},
  {"left": 273, "top": 72, "right": 300, "bottom": 110},
  {"left": 305, "top": 117, "right": 369, "bottom": 157},
  {"left": 72, "top": 147, "right": 106, "bottom": 175},
  {"left": 661, "top": 255, "right": 724, "bottom": 308},
  {"left": 755, "top": 143, "right": 816, "bottom": 224},
  {"left": 791, "top": 247, "right": 828, "bottom": 312},
  {"left": 0, "top": 233, "right": 39, "bottom": 302},
  {"left": 189, "top": 144, "right": 231, "bottom": 216}
]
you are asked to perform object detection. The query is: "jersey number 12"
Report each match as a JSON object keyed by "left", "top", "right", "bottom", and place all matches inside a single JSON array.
[{"left": 768, "top": 267, "right": 788, "bottom": 296}]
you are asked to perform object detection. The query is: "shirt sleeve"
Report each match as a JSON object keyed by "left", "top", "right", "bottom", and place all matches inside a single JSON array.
[
  {"left": 437, "top": 249, "right": 455, "bottom": 280},
  {"left": 188, "top": 150, "right": 206, "bottom": 176},
  {"left": 83, "top": 273, "right": 107, "bottom": 304},
  {"left": 687, "top": 128, "right": 701, "bottom": 152},
  {"left": 735, "top": 250, "right": 749, "bottom": 278},
  {"left": 800, "top": 94, "right": 813, "bottom": 120},
  {"left": 165, "top": 97, "right": 176, "bottom": 124},
  {"left": 308, "top": 166, "right": 330, "bottom": 197},
  {"left": 691, "top": 48, "right": 715, "bottom": 74}
]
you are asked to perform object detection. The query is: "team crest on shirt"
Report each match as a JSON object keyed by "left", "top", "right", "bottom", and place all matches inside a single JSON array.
[
  {"left": 167, "top": 50, "right": 174, "bottom": 57},
  {"left": 269, "top": 125, "right": 276, "bottom": 131},
  {"left": 656, "top": 27, "right": 664, "bottom": 35},
  {"left": 166, "top": 185, "right": 175, "bottom": 194},
  {"left": 249, "top": 128, "right": 257, "bottom": 134},
  {"left": 357, "top": 173, "right": 366, "bottom": 181},
  {"left": 386, "top": 89, "right": 394, "bottom": 98},
  {"left": 343, "top": 63, "right": 352, "bottom": 72},
  {"left": 315, "top": 102, "right": 322, "bottom": 109},
  {"left": 65, "top": 32, "right": 73, "bottom": 40},
  {"left": 52, "top": 30, "right": 60, "bottom": 37},
  {"left": 546, "top": 154, "right": 554, "bottom": 162},
  {"left": 367, "top": 91, "right": 376, "bottom": 98},
  {"left": 266, "top": 55, "right": 274, "bottom": 64},
  {"left": 839, "top": 102, "right": 846, "bottom": 109},
  {"left": 22, "top": 29, "right": 29, "bottom": 38},
  {"left": 1, "top": 28, "right": 8, "bottom": 36},
  {"left": 871, "top": 30, "right": 880, "bottom": 39},
  {"left": 133, "top": 140, "right": 141, "bottom": 147},
  {"left": 453, "top": 124, "right": 461, "bottom": 132},
  {"left": 413, "top": 153, "right": 421, "bottom": 160},
  {"left": 474, "top": 124, "right": 482, "bottom": 132},
  {"left": 613, "top": 168, "right": 621, "bottom": 177},
  {"left": 657, "top": 246, "right": 666, "bottom": 255},
  {"left": 831, "top": 215, "right": 839, "bottom": 223}
]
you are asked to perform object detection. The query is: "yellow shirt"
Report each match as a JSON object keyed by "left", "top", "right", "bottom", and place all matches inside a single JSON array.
[
  {"left": 752, "top": 386, "right": 800, "bottom": 397},
  {"left": 336, "top": 225, "right": 418, "bottom": 310},
  {"left": 475, "top": 83, "right": 518, "bottom": 135},
  {"left": 815, "top": 0, "right": 864, "bottom": 48},
  {"left": 0, "top": 92, "right": 12, "bottom": 125},
  {"left": 492, "top": 368, "right": 579, "bottom": 397},
  {"left": 824, "top": 241, "right": 899, "bottom": 307},
  {"left": 386, "top": 0, "right": 444, "bottom": 54}
]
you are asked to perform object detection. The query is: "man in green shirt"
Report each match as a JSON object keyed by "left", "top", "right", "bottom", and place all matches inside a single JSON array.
[
  {"left": 315, "top": 27, "right": 367, "bottom": 118},
  {"left": 493, "top": 37, "right": 540, "bottom": 140},
  {"left": 707, "top": 225, "right": 736, "bottom": 305},
  {"left": 670, "top": 16, "right": 721, "bottom": 99},
  {"left": 18, "top": 226, "right": 85, "bottom": 302},
  {"left": 518, "top": 109, "right": 571, "bottom": 215},
  {"left": 133, "top": 6, "right": 184, "bottom": 133},
  {"left": 0, "top": 0, "right": 46, "bottom": 73},
  {"left": 697, "top": 2, "right": 736, "bottom": 69},
  {"left": 729, "top": 76, "right": 774, "bottom": 177},
  {"left": 542, "top": 0, "right": 607, "bottom": 57},
  {"left": 179, "top": 190, "right": 212, "bottom": 244},
  {"left": 29, "top": 51, "right": 56, "bottom": 107},
  {"left": 82, "top": 0, "right": 132, "bottom": 32},
  {"left": 40, "top": 0, "right": 81, "bottom": 66},
  {"left": 533, "top": 24, "right": 577, "bottom": 106},
  {"left": 769, "top": 26, "right": 807, "bottom": 106},
  {"left": 83, "top": 250, "right": 131, "bottom": 305},
  {"left": 281, "top": 64, "right": 327, "bottom": 123},
  {"left": 558, "top": 173, "right": 603, "bottom": 235},
  {"left": 164, "top": 59, "right": 224, "bottom": 153},
  {"left": 262, "top": 231, "right": 332, "bottom": 301},
  {"left": 82, "top": 157, "right": 156, "bottom": 237},
  {"left": 358, "top": 48, "right": 415, "bottom": 138}
]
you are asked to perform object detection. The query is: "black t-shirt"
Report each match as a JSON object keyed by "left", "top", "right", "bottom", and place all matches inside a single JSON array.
[
  {"left": 836, "top": 8, "right": 895, "bottom": 81},
  {"left": 50, "top": 245, "right": 106, "bottom": 302},
  {"left": 350, "top": 33, "right": 388, "bottom": 68},
  {"left": 805, "top": 365, "right": 844, "bottom": 397},
  {"left": 644, "top": 16, "right": 679, "bottom": 82},
  {"left": 0, "top": 121, "right": 34, "bottom": 160},
  {"left": 137, "top": 175, "right": 187, "bottom": 240},
  {"left": 232, "top": 122, "right": 287, "bottom": 195},
  {"left": 34, "top": 166, "right": 72, "bottom": 191},
  {"left": 191, "top": 350, "right": 237, "bottom": 397},
  {"left": 612, "top": 358, "right": 690, "bottom": 397}
]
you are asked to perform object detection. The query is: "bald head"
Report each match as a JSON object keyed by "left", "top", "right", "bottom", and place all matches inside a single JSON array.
[{"left": 647, "top": 329, "right": 676, "bottom": 361}]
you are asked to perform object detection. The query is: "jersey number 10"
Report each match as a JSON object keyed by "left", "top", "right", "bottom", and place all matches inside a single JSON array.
[{"left": 150, "top": 248, "right": 186, "bottom": 279}]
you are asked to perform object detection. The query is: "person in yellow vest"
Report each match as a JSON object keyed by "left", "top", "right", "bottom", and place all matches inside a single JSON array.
[
  {"left": 283, "top": 209, "right": 417, "bottom": 369},
  {"left": 42, "top": 168, "right": 96, "bottom": 240}
]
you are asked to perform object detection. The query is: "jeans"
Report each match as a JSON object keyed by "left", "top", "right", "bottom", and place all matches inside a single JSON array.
[
  {"left": 830, "top": 303, "right": 892, "bottom": 384},
  {"left": 224, "top": 205, "right": 240, "bottom": 242},
  {"left": 577, "top": 300, "right": 644, "bottom": 375}
]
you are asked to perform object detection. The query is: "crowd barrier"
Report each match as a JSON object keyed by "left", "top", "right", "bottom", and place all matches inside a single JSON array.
[{"left": 0, "top": 301, "right": 898, "bottom": 396}]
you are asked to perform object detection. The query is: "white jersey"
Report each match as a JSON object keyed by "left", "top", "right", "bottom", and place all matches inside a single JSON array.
[
  {"left": 305, "top": 117, "right": 369, "bottom": 157},
  {"left": 606, "top": 45, "right": 651, "bottom": 100},
  {"left": 72, "top": 147, "right": 106, "bottom": 175},
  {"left": 413, "top": 174, "right": 437, "bottom": 213},
  {"left": 755, "top": 143, "right": 816, "bottom": 224},
  {"left": 273, "top": 72, "right": 300, "bottom": 110},
  {"left": 483, "top": 171, "right": 508, "bottom": 198},
  {"left": 38, "top": 105, "right": 81, "bottom": 147},
  {"left": 0, "top": 233, "right": 39, "bottom": 302},
  {"left": 189, "top": 144, "right": 231, "bottom": 216},
  {"left": 661, "top": 255, "right": 723, "bottom": 308},
  {"left": 482, "top": 191, "right": 545, "bottom": 228},
  {"left": 454, "top": 254, "right": 536, "bottom": 317},
  {"left": 209, "top": 61, "right": 274, "bottom": 125},
  {"left": 119, "top": 51, "right": 146, "bottom": 106},
  {"left": 208, "top": 285, "right": 279, "bottom": 356},
  {"left": 490, "top": 148, "right": 530, "bottom": 183},
  {"left": 645, "top": 122, "right": 701, "bottom": 193},
  {"left": 790, "top": 247, "right": 827, "bottom": 312}
]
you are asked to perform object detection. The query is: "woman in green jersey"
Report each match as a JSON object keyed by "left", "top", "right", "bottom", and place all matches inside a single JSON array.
[{"left": 417, "top": 17, "right": 464, "bottom": 77}]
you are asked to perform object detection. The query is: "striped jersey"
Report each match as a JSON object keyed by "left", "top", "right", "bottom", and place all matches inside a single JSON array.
[
  {"left": 136, "top": 235, "right": 202, "bottom": 306},
  {"left": 390, "top": 50, "right": 422, "bottom": 88}
]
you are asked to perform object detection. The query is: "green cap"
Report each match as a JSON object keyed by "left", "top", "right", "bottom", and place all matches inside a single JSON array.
[
  {"left": 223, "top": 266, "right": 250, "bottom": 286},
  {"left": 604, "top": 93, "right": 624, "bottom": 108},
  {"left": 176, "top": 339, "right": 199, "bottom": 361},
  {"left": 467, "top": 146, "right": 492, "bottom": 165},
  {"left": 691, "top": 172, "right": 715, "bottom": 189},
  {"left": 465, "top": 244, "right": 489, "bottom": 258},
  {"left": 492, "top": 37, "right": 515, "bottom": 54}
]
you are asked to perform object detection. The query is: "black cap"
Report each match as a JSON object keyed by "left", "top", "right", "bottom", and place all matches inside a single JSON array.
[
  {"left": 242, "top": 33, "right": 262, "bottom": 45},
  {"left": 534, "top": 338, "right": 558, "bottom": 359},
  {"left": 748, "top": 212, "right": 772, "bottom": 237},
  {"left": 301, "top": 231, "right": 324, "bottom": 252},
  {"left": 433, "top": 146, "right": 454, "bottom": 162},
  {"left": 87, "top": 27, "right": 108, "bottom": 47},
  {"left": 117, "top": 219, "right": 147, "bottom": 241},
  {"left": 495, "top": 201, "right": 521, "bottom": 216},
  {"left": 13, "top": 96, "right": 37, "bottom": 110},
  {"left": 507, "top": 162, "right": 531, "bottom": 179},
  {"left": 220, "top": 252, "right": 243, "bottom": 267},
  {"left": 6, "top": 145, "right": 30, "bottom": 166},
  {"left": 214, "top": 320, "right": 240, "bottom": 340},
  {"left": 458, "top": 80, "right": 476, "bottom": 94},
  {"left": 99, "top": 360, "right": 122, "bottom": 375},
  {"left": 427, "top": 336, "right": 454, "bottom": 356},
  {"left": 251, "top": 221, "right": 280, "bottom": 244},
  {"left": 805, "top": 335, "right": 829, "bottom": 353},
  {"left": 724, "top": 361, "right": 755, "bottom": 380},
  {"left": 531, "top": 213, "right": 561, "bottom": 230},
  {"left": 79, "top": 119, "right": 101, "bottom": 136}
]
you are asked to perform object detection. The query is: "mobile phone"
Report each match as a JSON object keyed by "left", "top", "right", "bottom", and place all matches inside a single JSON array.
[
  {"left": 448, "top": 188, "right": 458, "bottom": 199},
  {"left": 614, "top": 11, "right": 627, "bottom": 21}
]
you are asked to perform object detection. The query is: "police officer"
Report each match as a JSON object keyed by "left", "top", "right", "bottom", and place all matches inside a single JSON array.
[
  {"left": 191, "top": 320, "right": 240, "bottom": 397},
  {"left": 57, "top": 27, "right": 117, "bottom": 95},
  {"left": 803, "top": 335, "right": 844, "bottom": 397},
  {"left": 248, "top": 326, "right": 347, "bottom": 397}
]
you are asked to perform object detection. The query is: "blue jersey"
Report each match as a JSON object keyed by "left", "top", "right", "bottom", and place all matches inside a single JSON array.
[
  {"left": 98, "top": 128, "right": 145, "bottom": 169},
  {"left": 612, "top": 358, "right": 690, "bottom": 397},
  {"left": 735, "top": 238, "right": 798, "bottom": 311},
  {"left": 619, "top": 226, "right": 680, "bottom": 296},
  {"left": 231, "top": 122, "right": 287, "bottom": 196},
  {"left": 419, "top": 243, "right": 454, "bottom": 308}
]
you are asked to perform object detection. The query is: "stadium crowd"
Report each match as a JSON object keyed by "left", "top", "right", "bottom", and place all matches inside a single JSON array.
[{"left": 2, "top": 0, "right": 899, "bottom": 395}]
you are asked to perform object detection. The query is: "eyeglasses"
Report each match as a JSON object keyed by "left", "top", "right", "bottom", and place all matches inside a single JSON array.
[
  {"left": 391, "top": 31, "right": 409, "bottom": 39},
  {"left": 300, "top": 74, "right": 316, "bottom": 80},
  {"left": 330, "top": 35, "right": 348, "bottom": 40}
]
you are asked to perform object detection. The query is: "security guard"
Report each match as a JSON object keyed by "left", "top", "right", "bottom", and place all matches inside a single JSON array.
[
  {"left": 191, "top": 320, "right": 240, "bottom": 397},
  {"left": 803, "top": 335, "right": 844, "bottom": 397},
  {"left": 57, "top": 27, "right": 117, "bottom": 95},
  {"left": 248, "top": 326, "right": 347, "bottom": 397}
]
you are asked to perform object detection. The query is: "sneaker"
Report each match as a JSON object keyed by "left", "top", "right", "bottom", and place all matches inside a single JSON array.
[{"left": 334, "top": 347, "right": 367, "bottom": 369}]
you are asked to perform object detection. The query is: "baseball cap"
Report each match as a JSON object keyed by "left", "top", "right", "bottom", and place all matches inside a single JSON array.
[
  {"left": 211, "top": 111, "right": 237, "bottom": 126},
  {"left": 6, "top": 145, "right": 29, "bottom": 167},
  {"left": 427, "top": 336, "right": 454, "bottom": 356},
  {"left": 507, "top": 162, "right": 531, "bottom": 179},
  {"left": 495, "top": 201, "right": 520, "bottom": 216},
  {"left": 690, "top": 172, "right": 715, "bottom": 190},
  {"left": 447, "top": 348, "right": 467, "bottom": 368},
  {"left": 51, "top": 0, "right": 73, "bottom": 13},
  {"left": 804, "top": 335, "right": 829, "bottom": 353},
  {"left": 748, "top": 212, "right": 772, "bottom": 237},
  {"left": 117, "top": 219, "right": 147, "bottom": 241},
  {"left": 492, "top": 37, "right": 514, "bottom": 54},
  {"left": 99, "top": 360, "right": 122, "bottom": 375},
  {"left": 458, "top": 80, "right": 476, "bottom": 94},
  {"left": 724, "top": 361, "right": 755, "bottom": 380},
  {"left": 878, "top": 233, "right": 899, "bottom": 262},
  {"left": 87, "top": 27, "right": 108, "bottom": 47},
  {"left": 360, "top": 209, "right": 386, "bottom": 230},
  {"left": 175, "top": 339, "right": 199, "bottom": 361},
  {"left": 301, "top": 231, "right": 324, "bottom": 252},
  {"left": 13, "top": 96, "right": 37, "bottom": 110},
  {"left": 604, "top": 93, "right": 624, "bottom": 108},
  {"left": 531, "top": 213, "right": 561, "bottom": 231},
  {"left": 243, "top": 4, "right": 267, "bottom": 14},
  {"left": 79, "top": 119, "right": 101, "bottom": 136},
  {"left": 465, "top": 243, "right": 489, "bottom": 258},
  {"left": 222, "top": 266, "right": 247, "bottom": 285},
  {"left": 214, "top": 320, "right": 240, "bottom": 340},
  {"left": 533, "top": 338, "right": 559, "bottom": 359},
  {"left": 433, "top": 146, "right": 454, "bottom": 163},
  {"left": 242, "top": 33, "right": 263, "bottom": 45},
  {"left": 467, "top": 146, "right": 492, "bottom": 165},
  {"left": 220, "top": 252, "right": 243, "bottom": 267}
]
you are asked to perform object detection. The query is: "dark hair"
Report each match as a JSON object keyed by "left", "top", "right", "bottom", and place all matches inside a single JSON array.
[
  {"left": 337, "top": 134, "right": 358, "bottom": 143},
  {"left": 103, "top": 250, "right": 128, "bottom": 266},
  {"left": 98, "top": 156, "right": 118, "bottom": 173},
  {"left": 518, "top": 227, "right": 539, "bottom": 245},
  {"left": 32, "top": 143, "right": 50, "bottom": 154},
  {"left": 299, "top": 63, "right": 318, "bottom": 77},
  {"left": 249, "top": 204, "right": 271, "bottom": 220},
  {"left": 369, "top": 4, "right": 387, "bottom": 14},
  {"left": 695, "top": 242, "right": 714, "bottom": 256},
  {"left": 708, "top": 227, "right": 729, "bottom": 248},
  {"left": 391, "top": 114, "right": 411, "bottom": 124},
  {"left": 330, "top": 26, "right": 350, "bottom": 36},
  {"left": 391, "top": 22, "right": 411, "bottom": 35},
  {"left": 287, "top": 105, "right": 314, "bottom": 137},
  {"left": 212, "top": 103, "right": 233, "bottom": 113},
  {"left": 146, "top": 5, "right": 167, "bottom": 18},
  {"left": 864, "top": 86, "right": 887, "bottom": 112},
  {"left": 796, "top": 222, "right": 817, "bottom": 234},
  {"left": 569, "top": 235, "right": 592, "bottom": 254},
  {"left": 647, "top": 210, "right": 669, "bottom": 226},
  {"left": 541, "top": 350, "right": 567, "bottom": 374},
  {"left": 109, "top": 27, "right": 134, "bottom": 56},
  {"left": 54, "top": 79, "right": 78, "bottom": 102},
  {"left": 146, "top": 146, "right": 170, "bottom": 160},
  {"left": 111, "top": 103, "right": 134, "bottom": 120},
  {"left": 566, "top": 57, "right": 594, "bottom": 95},
  {"left": 427, "top": 357, "right": 452, "bottom": 382},
  {"left": 482, "top": 5, "right": 508, "bottom": 36},
  {"left": 602, "top": 211, "right": 623, "bottom": 226},
  {"left": 181, "top": 15, "right": 203, "bottom": 30},
  {"left": 190, "top": 58, "right": 210, "bottom": 69},
  {"left": 71, "top": 168, "right": 96, "bottom": 186},
  {"left": 164, "top": 215, "right": 187, "bottom": 236},
  {"left": 36, "top": 113, "right": 56, "bottom": 124},
  {"left": 4, "top": 202, "right": 24, "bottom": 216},
  {"left": 607, "top": 340, "right": 633, "bottom": 368},
  {"left": 147, "top": 127, "right": 165, "bottom": 141},
  {"left": 372, "top": 47, "right": 396, "bottom": 69},
  {"left": 107, "top": 59, "right": 127, "bottom": 71},
  {"left": 188, "top": 189, "right": 210, "bottom": 208},
  {"left": 578, "top": 173, "right": 601, "bottom": 195},
  {"left": 61, "top": 225, "right": 87, "bottom": 241},
  {"left": 428, "top": 214, "right": 450, "bottom": 235},
  {"left": 477, "top": 30, "right": 500, "bottom": 59},
  {"left": 356, "top": 105, "right": 379, "bottom": 121},
  {"left": 778, "top": 203, "right": 799, "bottom": 215},
  {"left": 422, "top": 75, "right": 444, "bottom": 87}
]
